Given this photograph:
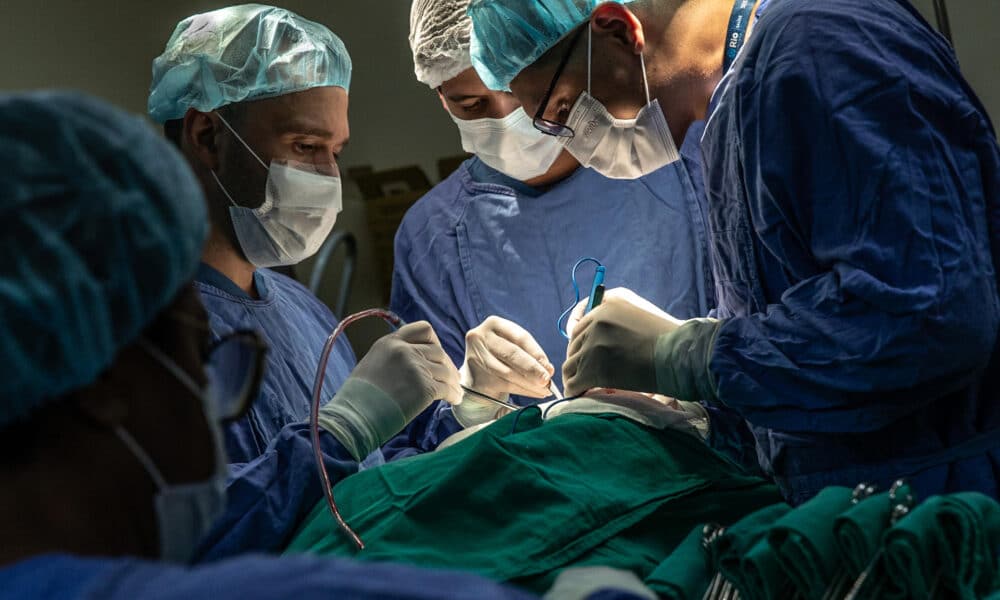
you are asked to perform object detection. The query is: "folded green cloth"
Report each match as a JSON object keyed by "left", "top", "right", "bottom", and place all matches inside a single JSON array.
[
  {"left": 928, "top": 492, "right": 1000, "bottom": 599},
  {"left": 714, "top": 503, "right": 791, "bottom": 600},
  {"left": 834, "top": 491, "right": 892, "bottom": 577},
  {"left": 768, "top": 486, "right": 854, "bottom": 599},
  {"left": 644, "top": 525, "right": 711, "bottom": 600},
  {"left": 881, "top": 496, "right": 943, "bottom": 600}
]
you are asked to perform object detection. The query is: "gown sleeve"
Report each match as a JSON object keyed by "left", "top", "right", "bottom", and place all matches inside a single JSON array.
[
  {"left": 194, "top": 421, "right": 359, "bottom": 561},
  {"left": 709, "top": 10, "right": 1000, "bottom": 434}
]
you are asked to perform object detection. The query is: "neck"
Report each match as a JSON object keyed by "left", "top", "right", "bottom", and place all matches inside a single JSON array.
[
  {"left": 202, "top": 228, "right": 258, "bottom": 298},
  {"left": 644, "top": 0, "right": 749, "bottom": 142},
  {"left": 521, "top": 150, "right": 580, "bottom": 188}
]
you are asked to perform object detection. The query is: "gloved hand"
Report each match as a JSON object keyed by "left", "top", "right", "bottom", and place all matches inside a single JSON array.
[
  {"left": 565, "top": 287, "right": 675, "bottom": 337},
  {"left": 319, "top": 321, "right": 461, "bottom": 460},
  {"left": 461, "top": 316, "right": 555, "bottom": 399},
  {"left": 563, "top": 288, "right": 721, "bottom": 403},
  {"left": 455, "top": 316, "right": 555, "bottom": 428}
]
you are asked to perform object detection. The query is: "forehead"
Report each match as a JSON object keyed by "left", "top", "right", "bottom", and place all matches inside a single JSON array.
[
  {"left": 244, "top": 86, "right": 350, "bottom": 141},
  {"left": 440, "top": 68, "right": 495, "bottom": 97}
]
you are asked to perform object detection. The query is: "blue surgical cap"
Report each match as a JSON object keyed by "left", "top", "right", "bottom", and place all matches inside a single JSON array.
[
  {"left": 468, "top": 0, "right": 633, "bottom": 91},
  {"left": 0, "top": 91, "right": 208, "bottom": 426},
  {"left": 148, "top": 4, "right": 352, "bottom": 123}
]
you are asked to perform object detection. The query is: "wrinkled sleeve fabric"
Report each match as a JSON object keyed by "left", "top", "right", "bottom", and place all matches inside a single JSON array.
[
  {"left": 388, "top": 211, "right": 468, "bottom": 364},
  {"left": 3, "top": 554, "right": 538, "bottom": 600},
  {"left": 709, "top": 11, "right": 1000, "bottom": 434},
  {"left": 194, "top": 422, "right": 359, "bottom": 561},
  {"left": 383, "top": 192, "right": 473, "bottom": 458}
]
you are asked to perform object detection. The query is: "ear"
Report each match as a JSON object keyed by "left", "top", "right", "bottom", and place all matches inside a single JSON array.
[
  {"left": 591, "top": 2, "right": 646, "bottom": 55},
  {"left": 436, "top": 88, "right": 451, "bottom": 114},
  {"left": 183, "top": 108, "right": 223, "bottom": 172}
]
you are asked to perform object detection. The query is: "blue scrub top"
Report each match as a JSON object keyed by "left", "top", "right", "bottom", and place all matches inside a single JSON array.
[
  {"left": 386, "top": 128, "right": 713, "bottom": 457},
  {"left": 0, "top": 553, "right": 538, "bottom": 599},
  {"left": 195, "top": 265, "right": 358, "bottom": 465},
  {"left": 700, "top": 0, "right": 1000, "bottom": 503}
]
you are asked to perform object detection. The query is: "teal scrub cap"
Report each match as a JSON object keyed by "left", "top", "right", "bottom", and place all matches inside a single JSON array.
[
  {"left": 468, "top": 0, "right": 634, "bottom": 91},
  {"left": 0, "top": 91, "right": 208, "bottom": 426},
  {"left": 148, "top": 4, "right": 352, "bottom": 123}
]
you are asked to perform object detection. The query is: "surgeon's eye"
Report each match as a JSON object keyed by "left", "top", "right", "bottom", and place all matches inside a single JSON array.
[
  {"left": 461, "top": 99, "right": 485, "bottom": 114},
  {"left": 293, "top": 142, "right": 316, "bottom": 154}
]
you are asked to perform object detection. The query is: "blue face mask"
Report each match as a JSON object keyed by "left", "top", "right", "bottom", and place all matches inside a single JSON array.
[{"left": 114, "top": 339, "right": 228, "bottom": 563}]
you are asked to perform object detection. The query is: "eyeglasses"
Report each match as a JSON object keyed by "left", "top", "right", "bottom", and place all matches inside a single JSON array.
[
  {"left": 168, "top": 311, "right": 268, "bottom": 423},
  {"left": 204, "top": 330, "right": 268, "bottom": 423},
  {"left": 533, "top": 25, "right": 587, "bottom": 138}
]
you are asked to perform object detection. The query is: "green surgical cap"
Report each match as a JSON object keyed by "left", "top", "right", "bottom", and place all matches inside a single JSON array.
[
  {"left": 148, "top": 4, "right": 352, "bottom": 123},
  {"left": 468, "top": 0, "right": 633, "bottom": 91},
  {"left": 0, "top": 91, "right": 208, "bottom": 426}
]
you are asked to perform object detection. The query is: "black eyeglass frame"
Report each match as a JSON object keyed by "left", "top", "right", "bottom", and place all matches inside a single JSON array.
[
  {"left": 205, "top": 329, "right": 268, "bottom": 423},
  {"left": 532, "top": 24, "right": 588, "bottom": 138}
]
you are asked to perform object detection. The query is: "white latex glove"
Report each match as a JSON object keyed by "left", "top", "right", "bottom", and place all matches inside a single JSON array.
[
  {"left": 455, "top": 316, "right": 555, "bottom": 429},
  {"left": 565, "top": 287, "right": 678, "bottom": 337},
  {"left": 563, "top": 288, "right": 682, "bottom": 397},
  {"left": 319, "top": 321, "right": 461, "bottom": 460},
  {"left": 460, "top": 316, "right": 555, "bottom": 399}
]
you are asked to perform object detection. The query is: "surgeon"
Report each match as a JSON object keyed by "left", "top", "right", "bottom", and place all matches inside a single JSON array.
[
  {"left": 0, "top": 91, "right": 529, "bottom": 599},
  {"left": 387, "top": 0, "right": 713, "bottom": 456},
  {"left": 148, "top": 5, "right": 384, "bottom": 464},
  {"left": 468, "top": 0, "right": 1000, "bottom": 503}
]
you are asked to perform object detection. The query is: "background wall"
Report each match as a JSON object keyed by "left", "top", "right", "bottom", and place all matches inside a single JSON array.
[{"left": 1, "top": 0, "right": 997, "bottom": 354}]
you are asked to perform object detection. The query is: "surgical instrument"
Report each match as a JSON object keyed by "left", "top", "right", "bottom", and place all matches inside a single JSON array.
[
  {"left": 460, "top": 385, "right": 521, "bottom": 411},
  {"left": 558, "top": 257, "right": 606, "bottom": 339},
  {"left": 311, "top": 308, "right": 405, "bottom": 551}
]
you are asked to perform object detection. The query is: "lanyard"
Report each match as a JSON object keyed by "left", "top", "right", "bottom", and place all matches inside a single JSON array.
[{"left": 722, "top": 0, "right": 758, "bottom": 71}]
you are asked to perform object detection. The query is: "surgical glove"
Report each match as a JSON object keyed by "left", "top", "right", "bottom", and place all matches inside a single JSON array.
[
  {"left": 563, "top": 288, "right": 683, "bottom": 396},
  {"left": 460, "top": 316, "right": 555, "bottom": 399},
  {"left": 653, "top": 317, "right": 722, "bottom": 404},
  {"left": 455, "top": 316, "right": 555, "bottom": 428},
  {"left": 565, "top": 287, "right": 674, "bottom": 337},
  {"left": 319, "top": 321, "right": 461, "bottom": 460}
]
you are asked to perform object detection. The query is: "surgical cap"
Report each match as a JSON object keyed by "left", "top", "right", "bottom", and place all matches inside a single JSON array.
[
  {"left": 410, "top": 0, "right": 474, "bottom": 89},
  {"left": 0, "top": 91, "right": 208, "bottom": 426},
  {"left": 468, "top": 0, "right": 633, "bottom": 91},
  {"left": 148, "top": 4, "right": 352, "bottom": 123}
]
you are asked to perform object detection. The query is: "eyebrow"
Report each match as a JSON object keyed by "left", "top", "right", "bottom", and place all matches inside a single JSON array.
[
  {"left": 276, "top": 120, "right": 337, "bottom": 139},
  {"left": 445, "top": 93, "right": 484, "bottom": 103}
]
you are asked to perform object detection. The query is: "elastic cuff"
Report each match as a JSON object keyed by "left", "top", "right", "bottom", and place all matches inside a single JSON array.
[
  {"left": 654, "top": 319, "right": 722, "bottom": 403},
  {"left": 318, "top": 377, "right": 407, "bottom": 461}
]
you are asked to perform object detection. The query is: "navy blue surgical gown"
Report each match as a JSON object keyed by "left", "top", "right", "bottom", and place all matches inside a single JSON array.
[
  {"left": 194, "top": 264, "right": 366, "bottom": 465},
  {"left": 0, "top": 553, "right": 536, "bottom": 599},
  {"left": 387, "top": 129, "right": 713, "bottom": 456},
  {"left": 701, "top": 0, "right": 1000, "bottom": 504}
]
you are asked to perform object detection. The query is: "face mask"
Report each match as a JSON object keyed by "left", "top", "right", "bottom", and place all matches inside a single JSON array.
[
  {"left": 114, "top": 339, "right": 228, "bottom": 563},
  {"left": 450, "top": 107, "right": 563, "bottom": 181},
  {"left": 561, "top": 26, "right": 680, "bottom": 180},
  {"left": 211, "top": 113, "right": 343, "bottom": 268}
]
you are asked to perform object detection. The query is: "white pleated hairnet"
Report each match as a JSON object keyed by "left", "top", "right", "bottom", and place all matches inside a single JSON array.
[{"left": 409, "top": 0, "right": 474, "bottom": 89}]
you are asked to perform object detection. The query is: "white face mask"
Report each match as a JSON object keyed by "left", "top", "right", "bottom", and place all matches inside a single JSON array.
[
  {"left": 115, "top": 339, "right": 227, "bottom": 563},
  {"left": 450, "top": 107, "right": 563, "bottom": 181},
  {"left": 561, "top": 27, "right": 680, "bottom": 180},
  {"left": 212, "top": 113, "right": 343, "bottom": 268}
]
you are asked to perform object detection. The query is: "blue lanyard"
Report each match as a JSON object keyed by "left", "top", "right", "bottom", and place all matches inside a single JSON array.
[{"left": 723, "top": 0, "right": 758, "bottom": 71}]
